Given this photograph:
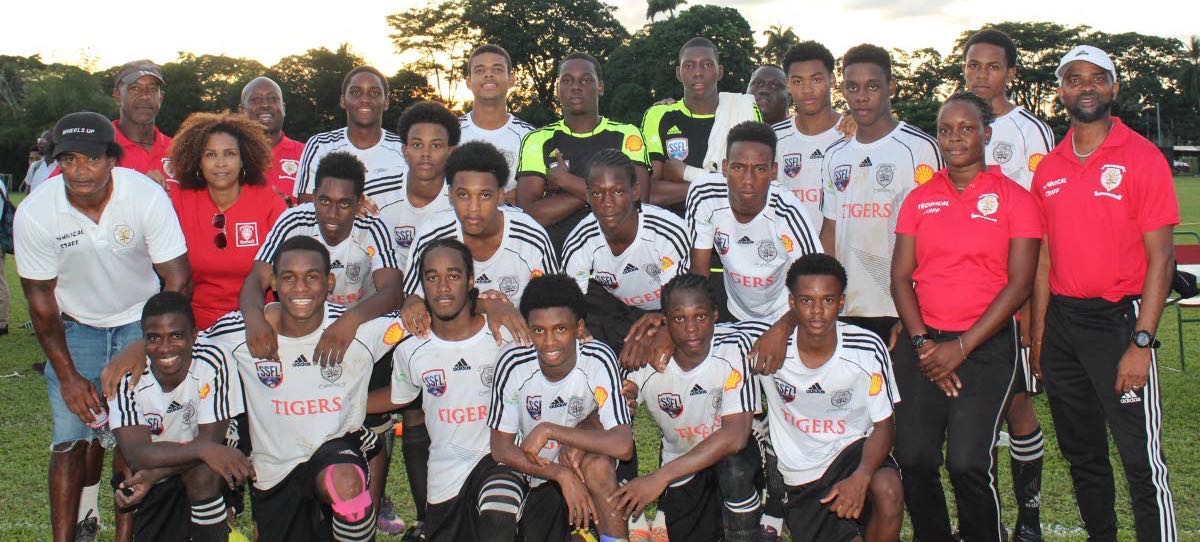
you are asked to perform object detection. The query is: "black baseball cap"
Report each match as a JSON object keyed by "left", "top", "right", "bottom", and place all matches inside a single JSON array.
[
  {"left": 115, "top": 60, "right": 165, "bottom": 89},
  {"left": 51, "top": 112, "right": 115, "bottom": 159}
]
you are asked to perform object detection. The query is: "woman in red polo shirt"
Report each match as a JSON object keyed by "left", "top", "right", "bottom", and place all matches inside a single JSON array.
[
  {"left": 168, "top": 112, "right": 287, "bottom": 329},
  {"left": 889, "top": 91, "right": 1042, "bottom": 542}
]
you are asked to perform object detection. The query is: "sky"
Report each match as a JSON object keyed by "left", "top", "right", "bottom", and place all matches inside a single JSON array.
[{"left": 2, "top": 0, "right": 1194, "bottom": 76}]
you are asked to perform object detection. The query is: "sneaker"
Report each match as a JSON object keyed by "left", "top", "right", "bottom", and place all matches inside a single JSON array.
[
  {"left": 376, "top": 497, "right": 406, "bottom": 535},
  {"left": 754, "top": 525, "right": 783, "bottom": 542},
  {"left": 400, "top": 520, "right": 426, "bottom": 541},
  {"left": 74, "top": 510, "right": 99, "bottom": 542}
]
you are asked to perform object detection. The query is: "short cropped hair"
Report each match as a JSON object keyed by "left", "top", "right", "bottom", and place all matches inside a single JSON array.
[
  {"left": 661, "top": 273, "right": 717, "bottom": 313},
  {"left": 560, "top": 52, "right": 603, "bottom": 81},
  {"left": 782, "top": 41, "right": 836, "bottom": 75},
  {"left": 964, "top": 29, "right": 1018, "bottom": 69},
  {"left": 519, "top": 274, "right": 587, "bottom": 321},
  {"left": 445, "top": 141, "right": 509, "bottom": 191},
  {"left": 341, "top": 66, "right": 389, "bottom": 96},
  {"left": 725, "top": 121, "right": 778, "bottom": 157},
  {"left": 786, "top": 253, "right": 848, "bottom": 294},
  {"left": 842, "top": 43, "right": 892, "bottom": 80},
  {"left": 314, "top": 151, "right": 367, "bottom": 197},
  {"left": 273, "top": 235, "right": 331, "bottom": 276},
  {"left": 466, "top": 44, "right": 513, "bottom": 75},
  {"left": 396, "top": 101, "right": 462, "bottom": 146},
  {"left": 141, "top": 291, "right": 195, "bottom": 330},
  {"left": 680, "top": 36, "right": 719, "bottom": 60},
  {"left": 585, "top": 149, "right": 636, "bottom": 187}
]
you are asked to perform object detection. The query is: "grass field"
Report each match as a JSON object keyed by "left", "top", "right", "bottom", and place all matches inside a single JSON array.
[{"left": 1, "top": 178, "right": 1199, "bottom": 541}]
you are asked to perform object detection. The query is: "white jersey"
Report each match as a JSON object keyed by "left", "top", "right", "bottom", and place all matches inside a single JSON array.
[
  {"left": 686, "top": 175, "right": 822, "bottom": 321},
  {"left": 628, "top": 321, "right": 766, "bottom": 485},
  {"left": 489, "top": 341, "right": 629, "bottom": 485},
  {"left": 986, "top": 106, "right": 1054, "bottom": 191},
  {"left": 773, "top": 118, "right": 841, "bottom": 227},
  {"left": 402, "top": 208, "right": 559, "bottom": 304},
  {"left": 561, "top": 204, "right": 689, "bottom": 310},
  {"left": 459, "top": 112, "right": 535, "bottom": 188},
  {"left": 758, "top": 323, "right": 900, "bottom": 485},
  {"left": 256, "top": 203, "right": 399, "bottom": 307},
  {"left": 391, "top": 322, "right": 512, "bottom": 504},
  {"left": 377, "top": 182, "right": 452, "bottom": 270},
  {"left": 293, "top": 127, "right": 407, "bottom": 198},
  {"left": 109, "top": 338, "right": 244, "bottom": 443},
  {"left": 821, "top": 122, "right": 943, "bottom": 318},
  {"left": 204, "top": 307, "right": 406, "bottom": 490}
]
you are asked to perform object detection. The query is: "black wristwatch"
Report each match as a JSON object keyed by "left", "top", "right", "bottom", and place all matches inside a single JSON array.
[
  {"left": 1131, "top": 330, "right": 1160, "bottom": 349},
  {"left": 911, "top": 334, "right": 930, "bottom": 349}
]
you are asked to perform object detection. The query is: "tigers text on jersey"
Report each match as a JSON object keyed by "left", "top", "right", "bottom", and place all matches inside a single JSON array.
[
  {"left": 293, "top": 127, "right": 408, "bottom": 198},
  {"left": 378, "top": 182, "right": 451, "bottom": 270},
  {"left": 489, "top": 341, "right": 629, "bottom": 485},
  {"left": 772, "top": 118, "right": 841, "bottom": 225},
  {"left": 986, "top": 106, "right": 1055, "bottom": 191},
  {"left": 757, "top": 323, "right": 900, "bottom": 485},
  {"left": 459, "top": 112, "right": 535, "bottom": 188},
  {"left": 686, "top": 175, "right": 822, "bottom": 320},
  {"left": 256, "top": 203, "right": 399, "bottom": 307},
  {"left": 561, "top": 204, "right": 689, "bottom": 310},
  {"left": 109, "top": 338, "right": 244, "bottom": 443},
  {"left": 402, "top": 208, "right": 559, "bottom": 305},
  {"left": 391, "top": 323, "right": 512, "bottom": 504},
  {"left": 203, "top": 307, "right": 406, "bottom": 490},
  {"left": 627, "top": 321, "right": 766, "bottom": 484},
  {"left": 820, "top": 122, "right": 943, "bottom": 318}
]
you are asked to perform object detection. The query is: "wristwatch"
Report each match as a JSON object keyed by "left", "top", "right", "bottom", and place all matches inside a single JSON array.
[
  {"left": 911, "top": 334, "right": 930, "bottom": 350},
  {"left": 1131, "top": 330, "right": 1159, "bottom": 349}
]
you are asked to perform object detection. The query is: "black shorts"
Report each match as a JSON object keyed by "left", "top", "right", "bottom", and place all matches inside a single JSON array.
[
  {"left": 658, "top": 470, "right": 723, "bottom": 542},
  {"left": 128, "top": 475, "right": 190, "bottom": 542},
  {"left": 1014, "top": 345, "right": 1042, "bottom": 394},
  {"left": 517, "top": 481, "right": 571, "bottom": 542},
  {"left": 425, "top": 455, "right": 526, "bottom": 542},
  {"left": 364, "top": 347, "right": 398, "bottom": 433},
  {"left": 782, "top": 439, "right": 899, "bottom": 542},
  {"left": 250, "top": 429, "right": 377, "bottom": 542}
]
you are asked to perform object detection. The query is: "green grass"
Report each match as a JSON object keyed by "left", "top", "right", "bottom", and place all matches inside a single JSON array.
[{"left": 2, "top": 178, "right": 1200, "bottom": 540}]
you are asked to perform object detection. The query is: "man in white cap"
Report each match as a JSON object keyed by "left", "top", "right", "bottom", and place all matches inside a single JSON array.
[
  {"left": 15, "top": 111, "right": 191, "bottom": 542},
  {"left": 1029, "top": 45, "right": 1178, "bottom": 540}
]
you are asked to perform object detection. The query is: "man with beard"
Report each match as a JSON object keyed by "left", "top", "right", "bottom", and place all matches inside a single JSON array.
[
  {"left": 241, "top": 77, "right": 304, "bottom": 205},
  {"left": 1029, "top": 45, "right": 1178, "bottom": 540}
]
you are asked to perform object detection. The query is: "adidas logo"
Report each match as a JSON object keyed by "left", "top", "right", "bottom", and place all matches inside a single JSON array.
[
  {"left": 477, "top": 274, "right": 492, "bottom": 284},
  {"left": 809, "top": 149, "right": 824, "bottom": 160},
  {"left": 331, "top": 260, "right": 345, "bottom": 270},
  {"left": 338, "top": 449, "right": 357, "bottom": 457},
  {"left": 622, "top": 263, "right": 639, "bottom": 274},
  {"left": 1075, "top": 49, "right": 1089, "bottom": 57},
  {"left": 689, "top": 384, "right": 707, "bottom": 396},
  {"left": 806, "top": 383, "right": 825, "bottom": 394},
  {"left": 549, "top": 396, "right": 567, "bottom": 408},
  {"left": 293, "top": 355, "right": 311, "bottom": 367},
  {"left": 859, "top": 157, "right": 872, "bottom": 167},
  {"left": 453, "top": 359, "right": 472, "bottom": 372},
  {"left": 737, "top": 236, "right": 754, "bottom": 245},
  {"left": 1120, "top": 390, "right": 1142, "bottom": 404},
  {"left": 667, "top": 125, "right": 682, "bottom": 135},
  {"left": 166, "top": 401, "right": 183, "bottom": 413}
]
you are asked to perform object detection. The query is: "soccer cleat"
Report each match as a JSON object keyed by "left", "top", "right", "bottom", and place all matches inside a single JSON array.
[
  {"left": 376, "top": 497, "right": 407, "bottom": 534},
  {"left": 753, "top": 525, "right": 783, "bottom": 542},
  {"left": 73, "top": 510, "right": 99, "bottom": 542},
  {"left": 400, "top": 520, "right": 427, "bottom": 541}
]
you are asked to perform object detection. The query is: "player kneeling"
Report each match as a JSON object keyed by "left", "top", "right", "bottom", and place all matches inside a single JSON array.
[
  {"left": 489, "top": 274, "right": 634, "bottom": 541},
  {"left": 760, "top": 254, "right": 904, "bottom": 541},
  {"left": 109, "top": 291, "right": 250, "bottom": 542},
  {"left": 613, "top": 274, "right": 767, "bottom": 541}
]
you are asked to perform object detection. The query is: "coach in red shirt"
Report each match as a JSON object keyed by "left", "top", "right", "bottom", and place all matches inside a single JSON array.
[
  {"left": 1030, "top": 46, "right": 1178, "bottom": 540},
  {"left": 240, "top": 76, "right": 304, "bottom": 205},
  {"left": 168, "top": 112, "right": 287, "bottom": 329},
  {"left": 111, "top": 60, "right": 174, "bottom": 186},
  {"left": 892, "top": 92, "right": 1042, "bottom": 542}
]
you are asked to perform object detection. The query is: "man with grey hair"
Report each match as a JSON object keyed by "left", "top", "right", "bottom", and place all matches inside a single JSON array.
[
  {"left": 240, "top": 76, "right": 304, "bottom": 204},
  {"left": 1030, "top": 45, "right": 1178, "bottom": 540}
]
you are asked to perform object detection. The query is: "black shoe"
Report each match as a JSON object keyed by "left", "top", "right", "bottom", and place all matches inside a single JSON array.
[
  {"left": 32, "top": 362, "right": 45, "bottom": 374},
  {"left": 400, "top": 521, "right": 426, "bottom": 542},
  {"left": 74, "top": 510, "right": 99, "bottom": 542},
  {"left": 0, "top": 326, "right": 8, "bottom": 336}
]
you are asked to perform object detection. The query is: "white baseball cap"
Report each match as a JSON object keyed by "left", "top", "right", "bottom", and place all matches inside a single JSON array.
[{"left": 1056, "top": 45, "right": 1117, "bottom": 82}]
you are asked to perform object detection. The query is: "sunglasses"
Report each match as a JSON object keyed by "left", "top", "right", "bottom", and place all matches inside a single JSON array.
[{"left": 213, "top": 212, "right": 227, "bottom": 249}]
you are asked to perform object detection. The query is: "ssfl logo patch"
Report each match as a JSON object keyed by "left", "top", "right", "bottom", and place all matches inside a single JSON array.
[
  {"left": 783, "top": 153, "right": 802, "bottom": 178},
  {"left": 666, "top": 137, "right": 689, "bottom": 160},
  {"left": 658, "top": 393, "right": 684, "bottom": 418},
  {"left": 256, "top": 359, "right": 283, "bottom": 388},
  {"left": 422, "top": 369, "right": 447, "bottom": 397},
  {"left": 526, "top": 395, "right": 542, "bottom": 420},
  {"left": 833, "top": 165, "right": 851, "bottom": 192}
]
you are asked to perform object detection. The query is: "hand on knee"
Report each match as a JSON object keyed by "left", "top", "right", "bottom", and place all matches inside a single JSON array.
[{"left": 321, "top": 464, "right": 372, "bottom": 522}]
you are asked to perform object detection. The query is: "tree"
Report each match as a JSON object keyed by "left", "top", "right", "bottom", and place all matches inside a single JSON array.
[
  {"left": 269, "top": 44, "right": 367, "bottom": 140},
  {"left": 383, "top": 68, "right": 441, "bottom": 131},
  {"left": 757, "top": 25, "right": 799, "bottom": 65},
  {"left": 1183, "top": 35, "right": 1200, "bottom": 110},
  {"left": 149, "top": 54, "right": 268, "bottom": 135},
  {"left": 891, "top": 48, "right": 953, "bottom": 134},
  {"left": 386, "top": 0, "right": 477, "bottom": 109},
  {"left": 646, "top": 0, "right": 687, "bottom": 21},
  {"left": 604, "top": 4, "right": 757, "bottom": 124}
]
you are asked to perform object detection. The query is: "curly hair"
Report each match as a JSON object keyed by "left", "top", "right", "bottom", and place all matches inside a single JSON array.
[{"left": 169, "top": 111, "right": 272, "bottom": 190}]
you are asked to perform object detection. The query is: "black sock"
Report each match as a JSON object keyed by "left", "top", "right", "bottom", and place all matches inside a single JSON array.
[
  {"left": 189, "top": 496, "right": 230, "bottom": 542},
  {"left": 1009, "top": 428, "right": 1044, "bottom": 536},
  {"left": 402, "top": 423, "right": 431, "bottom": 521}
]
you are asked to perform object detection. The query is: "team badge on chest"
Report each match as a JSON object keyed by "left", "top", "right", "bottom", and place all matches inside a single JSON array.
[
  {"left": 666, "top": 138, "right": 689, "bottom": 160},
  {"left": 526, "top": 395, "right": 542, "bottom": 421},
  {"left": 1100, "top": 164, "right": 1124, "bottom": 192},
  {"left": 783, "top": 153, "right": 802, "bottom": 178},
  {"left": 833, "top": 165, "right": 851, "bottom": 192},
  {"left": 875, "top": 163, "right": 895, "bottom": 188},
  {"left": 658, "top": 393, "right": 683, "bottom": 418},
  {"left": 757, "top": 240, "right": 778, "bottom": 262},
  {"left": 715, "top": 231, "right": 730, "bottom": 255},
  {"left": 256, "top": 359, "right": 283, "bottom": 388},
  {"left": 422, "top": 369, "right": 447, "bottom": 397},
  {"left": 977, "top": 193, "right": 999, "bottom": 216},
  {"left": 774, "top": 378, "right": 796, "bottom": 403},
  {"left": 235, "top": 223, "right": 259, "bottom": 248},
  {"left": 992, "top": 143, "right": 1013, "bottom": 164}
]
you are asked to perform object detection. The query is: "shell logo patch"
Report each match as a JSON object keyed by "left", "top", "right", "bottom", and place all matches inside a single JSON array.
[
  {"left": 530, "top": 269, "right": 545, "bottom": 279},
  {"left": 914, "top": 164, "right": 935, "bottom": 185},
  {"left": 869, "top": 373, "right": 884, "bottom": 396},
  {"left": 624, "top": 134, "right": 644, "bottom": 153},
  {"left": 594, "top": 386, "right": 609, "bottom": 407},
  {"left": 723, "top": 369, "right": 743, "bottom": 391},
  {"left": 1027, "top": 153, "right": 1044, "bottom": 173},
  {"left": 660, "top": 256, "right": 674, "bottom": 271},
  {"left": 367, "top": 245, "right": 376, "bottom": 258},
  {"left": 198, "top": 383, "right": 211, "bottom": 400},
  {"left": 383, "top": 322, "right": 407, "bottom": 345},
  {"left": 779, "top": 234, "right": 794, "bottom": 253}
]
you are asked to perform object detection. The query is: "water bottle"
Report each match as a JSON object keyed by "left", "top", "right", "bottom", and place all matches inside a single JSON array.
[{"left": 87, "top": 403, "right": 117, "bottom": 449}]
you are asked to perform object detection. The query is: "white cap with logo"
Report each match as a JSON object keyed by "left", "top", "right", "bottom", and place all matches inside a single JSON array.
[{"left": 1055, "top": 45, "right": 1117, "bottom": 82}]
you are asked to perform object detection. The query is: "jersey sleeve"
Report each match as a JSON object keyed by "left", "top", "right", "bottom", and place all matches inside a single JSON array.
[
  {"left": 390, "top": 340, "right": 422, "bottom": 405},
  {"left": 488, "top": 347, "right": 529, "bottom": 434},
  {"left": 357, "top": 314, "right": 408, "bottom": 361},
  {"left": 619, "top": 125, "right": 650, "bottom": 167},
  {"left": 772, "top": 190, "right": 822, "bottom": 257},
  {"left": 1131, "top": 148, "right": 1180, "bottom": 232},
  {"left": 516, "top": 129, "right": 551, "bottom": 179},
  {"left": 194, "top": 344, "right": 245, "bottom": 424},
  {"left": 584, "top": 343, "right": 630, "bottom": 429},
  {"left": 294, "top": 134, "right": 323, "bottom": 196},
  {"left": 685, "top": 179, "right": 719, "bottom": 250},
  {"left": 820, "top": 151, "right": 840, "bottom": 222},
  {"left": 717, "top": 344, "right": 758, "bottom": 418},
  {"left": 627, "top": 365, "right": 654, "bottom": 407},
  {"left": 360, "top": 216, "right": 400, "bottom": 270},
  {"left": 640, "top": 106, "right": 667, "bottom": 163},
  {"left": 142, "top": 186, "right": 188, "bottom": 264},
  {"left": 866, "top": 352, "right": 900, "bottom": 422},
  {"left": 108, "top": 373, "right": 143, "bottom": 429},
  {"left": 13, "top": 206, "right": 58, "bottom": 280},
  {"left": 561, "top": 228, "right": 593, "bottom": 294},
  {"left": 255, "top": 205, "right": 306, "bottom": 263},
  {"left": 648, "top": 211, "right": 690, "bottom": 287}
]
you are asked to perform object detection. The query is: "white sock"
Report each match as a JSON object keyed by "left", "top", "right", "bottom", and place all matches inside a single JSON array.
[
  {"left": 650, "top": 511, "right": 667, "bottom": 530},
  {"left": 78, "top": 483, "right": 99, "bottom": 522},
  {"left": 760, "top": 514, "right": 783, "bottom": 532}
]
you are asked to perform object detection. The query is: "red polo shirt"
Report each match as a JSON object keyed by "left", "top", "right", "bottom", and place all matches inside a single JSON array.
[
  {"left": 113, "top": 120, "right": 173, "bottom": 181},
  {"left": 170, "top": 184, "right": 287, "bottom": 329},
  {"left": 1031, "top": 118, "right": 1179, "bottom": 301},
  {"left": 266, "top": 134, "right": 305, "bottom": 203},
  {"left": 896, "top": 166, "right": 1043, "bottom": 331}
]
